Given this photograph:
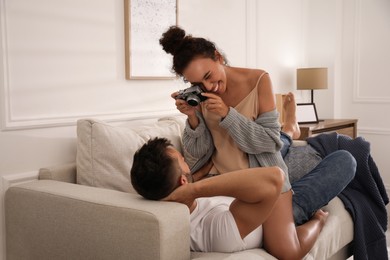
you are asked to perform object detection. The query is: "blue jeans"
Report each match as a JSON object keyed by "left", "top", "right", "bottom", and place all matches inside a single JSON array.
[{"left": 280, "top": 133, "right": 357, "bottom": 225}]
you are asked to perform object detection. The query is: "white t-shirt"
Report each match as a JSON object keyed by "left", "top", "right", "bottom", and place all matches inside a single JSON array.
[{"left": 190, "top": 196, "right": 263, "bottom": 253}]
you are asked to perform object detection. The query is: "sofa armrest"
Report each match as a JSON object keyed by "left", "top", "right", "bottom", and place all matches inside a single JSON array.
[
  {"left": 39, "top": 162, "right": 77, "bottom": 183},
  {"left": 5, "top": 180, "right": 190, "bottom": 260}
]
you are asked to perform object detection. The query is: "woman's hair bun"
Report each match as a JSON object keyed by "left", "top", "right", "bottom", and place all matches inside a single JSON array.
[{"left": 159, "top": 26, "right": 186, "bottom": 55}]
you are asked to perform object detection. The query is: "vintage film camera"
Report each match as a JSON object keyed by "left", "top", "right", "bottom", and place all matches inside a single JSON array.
[{"left": 176, "top": 84, "right": 207, "bottom": 107}]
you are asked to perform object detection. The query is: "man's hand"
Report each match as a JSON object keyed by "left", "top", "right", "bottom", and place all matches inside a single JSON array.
[
  {"left": 163, "top": 181, "right": 196, "bottom": 209},
  {"left": 192, "top": 160, "right": 214, "bottom": 182}
]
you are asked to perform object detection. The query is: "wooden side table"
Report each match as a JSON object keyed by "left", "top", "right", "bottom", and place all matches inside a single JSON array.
[{"left": 298, "top": 119, "right": 358, "bottom": 140}]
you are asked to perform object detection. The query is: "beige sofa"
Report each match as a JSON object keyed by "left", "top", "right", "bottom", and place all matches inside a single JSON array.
[{"left": 5, "top": 117, "right": 353, "bottom": 260}]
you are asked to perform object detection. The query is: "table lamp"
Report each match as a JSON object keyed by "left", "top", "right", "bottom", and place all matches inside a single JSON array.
[{"left": 297, "top": 68, "right": 328, "bottom": 104}]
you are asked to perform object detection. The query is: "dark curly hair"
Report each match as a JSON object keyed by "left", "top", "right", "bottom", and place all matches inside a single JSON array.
[
  {"left": 159, "top": 26, "right": 226, "bottom": 76},
  {"left": 131, "top": 138, "right": 180, "bottom": 200}
]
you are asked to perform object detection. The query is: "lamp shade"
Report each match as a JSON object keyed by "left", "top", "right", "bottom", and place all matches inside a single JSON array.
[{"left": 297, "top": 68, "right": 328, "bottom": 90}]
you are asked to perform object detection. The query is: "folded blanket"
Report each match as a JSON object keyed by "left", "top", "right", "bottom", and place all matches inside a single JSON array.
[{"left": 307, "top": 133, "right": 389, "bottom": 260}]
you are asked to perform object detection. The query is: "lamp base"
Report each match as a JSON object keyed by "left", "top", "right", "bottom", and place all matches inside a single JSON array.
[{"left": 310, "top": 90, "right": 314, "bottom": 104}]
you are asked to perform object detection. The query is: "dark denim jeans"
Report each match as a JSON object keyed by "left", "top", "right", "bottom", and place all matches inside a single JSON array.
[{"left": 280, "top": 133, "right": 357, "bottom": 225}]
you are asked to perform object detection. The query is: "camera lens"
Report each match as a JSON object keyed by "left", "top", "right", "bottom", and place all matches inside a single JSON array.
[{"left": 186, "top": 95, "right": 200, "bottom": 106}]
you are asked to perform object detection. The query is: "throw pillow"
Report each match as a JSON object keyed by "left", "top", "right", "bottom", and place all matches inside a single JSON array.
[
  {"left": 76, "top": 118, "right": 184, "bottom": 193},
  {"left": 284, "top": 144, "right": 322, "bottom": 183},
  {"left": 76, "top": 119, "right": 144, "bottom": 193}
]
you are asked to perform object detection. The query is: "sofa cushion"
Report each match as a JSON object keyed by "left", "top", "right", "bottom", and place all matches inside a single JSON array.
[{"left": 76, "top": 118, "right": 183, "bottom": 193}]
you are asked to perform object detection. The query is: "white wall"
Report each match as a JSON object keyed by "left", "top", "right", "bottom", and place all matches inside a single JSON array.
[
  {"left": 1, "top": 0, "right": 389, "bottom": 259},
  {"left": 306, "top": 0, "right": 390, "bottom": 188},
  {"left": 342, "top": 0, "right": 390, "bottom": 186}
]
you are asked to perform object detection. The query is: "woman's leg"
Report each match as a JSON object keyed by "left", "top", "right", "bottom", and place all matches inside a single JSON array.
[
  {"left": 291, "top": 150, "right": 357, "bottom": 225},
  {"left": 282, "top": 93, "right": 301, "bottom": 140},
  {"left": 280, "top": 92, "right": 301, "bottom": 158},
  {"left": 263, "top": 190, "right": 328, "bottom": 260}
]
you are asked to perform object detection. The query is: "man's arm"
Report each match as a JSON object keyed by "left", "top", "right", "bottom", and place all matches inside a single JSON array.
[{"left": 164, "top": 167, "right": 284, "bottom": 239}]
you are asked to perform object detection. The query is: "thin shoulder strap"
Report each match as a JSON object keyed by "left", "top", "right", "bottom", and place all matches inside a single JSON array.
[{"left": 255, "top": 71, "right": 267, "bottom": 88}]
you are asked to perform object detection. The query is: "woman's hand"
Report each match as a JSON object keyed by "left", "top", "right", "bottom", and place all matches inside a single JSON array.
[
  {"left": 171, "top": 91, "right": 198, "bottom": 117},
  {"left": 201, "top": 92, "right": 229, "bottom": 118}
]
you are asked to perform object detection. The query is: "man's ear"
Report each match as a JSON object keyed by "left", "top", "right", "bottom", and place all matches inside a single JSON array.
[{"left": 179, "top": 174, "right": 188, "bottom": 185}]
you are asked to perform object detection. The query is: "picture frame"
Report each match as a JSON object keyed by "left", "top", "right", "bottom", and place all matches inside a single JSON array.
[
  {"left": 296, "top": 103, "right": 319, "bottom": 124},
  {"left": 124, "top": 0, "right": 178, "bottom": 79}
]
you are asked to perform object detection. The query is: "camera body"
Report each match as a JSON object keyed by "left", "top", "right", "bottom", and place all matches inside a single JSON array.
[{"left": 176, "top": 84, "right": 207, "bottom": 107}]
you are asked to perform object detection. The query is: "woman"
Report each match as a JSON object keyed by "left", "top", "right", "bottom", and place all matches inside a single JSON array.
[
  {"left": 159, "top": 25, "right": 356, "bottom": 258},
  {"left": 160, "top": 26, "right": 290, "bottom": 190}
]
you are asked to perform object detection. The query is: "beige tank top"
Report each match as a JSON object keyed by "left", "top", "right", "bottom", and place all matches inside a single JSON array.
[{"left": 201, "top": 72, "right": 266, "bottom": 174}]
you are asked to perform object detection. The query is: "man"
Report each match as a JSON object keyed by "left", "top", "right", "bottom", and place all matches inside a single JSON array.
[{"left": 131, "top": 138, "right": 328, "bottom": 259}]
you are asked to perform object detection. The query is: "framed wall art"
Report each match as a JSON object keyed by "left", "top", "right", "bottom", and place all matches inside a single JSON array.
[
  {"left": 124, "top": 0, "right": 178, "bottom": 79},
  {"left": 296, "top": 103, "right": 319, "bottom": 124}
]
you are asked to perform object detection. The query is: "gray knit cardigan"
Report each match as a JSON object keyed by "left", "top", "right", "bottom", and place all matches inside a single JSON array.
[{"left": 183, "top": 107, "right": 291, "bottom": 192}]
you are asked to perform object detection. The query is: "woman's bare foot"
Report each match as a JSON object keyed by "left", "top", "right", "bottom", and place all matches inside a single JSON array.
[{"left": 282, "top": 92, "right": 301, "bottom": 139}]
